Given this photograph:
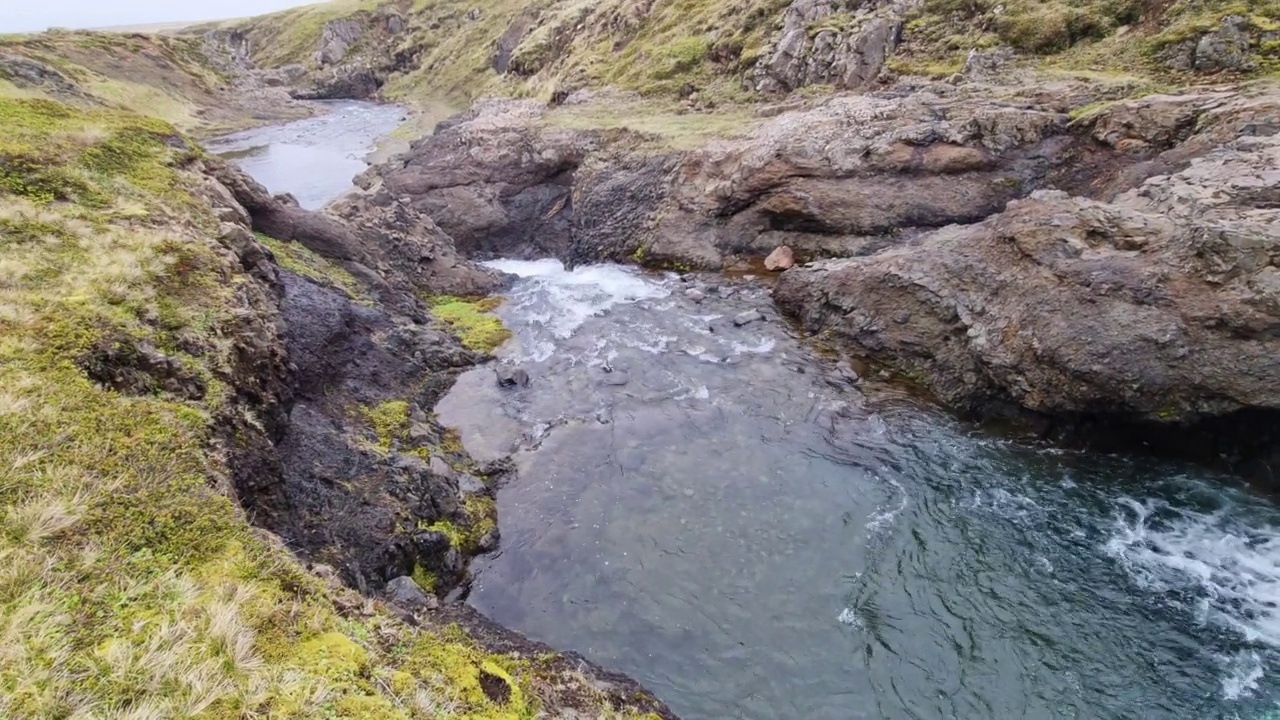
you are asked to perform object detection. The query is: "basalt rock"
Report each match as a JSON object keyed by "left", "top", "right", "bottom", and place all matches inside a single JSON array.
[
  {"left": 775, "top": 88, "right": 1280, "bottom": 473},
  {"left": 350, "top": 100, "right": 595, "bottom": 259},
  {"left": 211, "top": 160, "right": 504, "bottom": 312},
  {"left": 194, "top": 159, "right": 510, "bottom": 595},
  {"left": 751, "top": 0, "right": 911, "bottom": 94}
]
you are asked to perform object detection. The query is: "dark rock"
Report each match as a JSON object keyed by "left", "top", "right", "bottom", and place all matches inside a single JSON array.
[
  {"left": 775, "top": 91, "right": 1280, "bottom": 473},
  {"left": 496, "top": 365, "right": 531, "bottom": 387},
  {"left": 385, "top": 576, "right": 439, "bottom": 610}
]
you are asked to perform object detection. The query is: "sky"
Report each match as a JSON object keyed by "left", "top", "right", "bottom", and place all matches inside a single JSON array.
[{"left": 2, "top": 1, "right": 320, "bottom": 33}]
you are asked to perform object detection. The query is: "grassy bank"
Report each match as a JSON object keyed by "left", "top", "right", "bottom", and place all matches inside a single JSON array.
[
  {"left": 0, "top": 30, "right": 307, "bottom": 135},
  {"left": 0, "top": 95, "right": 653, "bottom": 719}
]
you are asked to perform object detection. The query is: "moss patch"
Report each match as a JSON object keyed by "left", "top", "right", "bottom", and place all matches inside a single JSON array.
[
  {"left": 428, "top": 296, "right": 512, "bottom": 353},
  {"left": 425, "top": 495, "right": 498, "bottom": 555},
  {"left": 361, "top": 400, "right": 412, "bottom": 451},
  {"left": 256, "top": 232, "right": 365, "bottom": 299}
]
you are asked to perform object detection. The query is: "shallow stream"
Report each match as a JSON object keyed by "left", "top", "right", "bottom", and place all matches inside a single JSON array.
[{"left": 217, "top": 106, "right": 1280, "bottom": 720}]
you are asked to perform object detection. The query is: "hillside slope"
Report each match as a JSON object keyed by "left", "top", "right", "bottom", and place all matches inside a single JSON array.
[
  {"left": 0, "top": 30, "right": 309, "bottom": 134},
  {"left": 0, "top": 91, "right": 673, "bottom": 719},
  {"left": 221, "top": 0, "right": 1280, "bottom": 105}
]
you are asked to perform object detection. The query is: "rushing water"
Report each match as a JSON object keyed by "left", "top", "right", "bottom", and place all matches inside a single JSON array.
[
  {"left": 204, "top": 100, "right": 404, "bottom": 209},
  {"left": 216, "top": 106, "right": 1280, "bottom": 720},
  {"left": 434, "top": 260, "right": 1280, "bottom": 720}
]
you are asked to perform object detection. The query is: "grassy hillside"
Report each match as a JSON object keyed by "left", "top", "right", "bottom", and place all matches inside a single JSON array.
[
  {"left": 227, "top": 0, "right": 1279, "bottom": 107},
  {"left": 0, "top": 30, "right": 306, "bottom": 135},
  {"left": 0, "top": 96, "right": 657, "bottom": 719}
]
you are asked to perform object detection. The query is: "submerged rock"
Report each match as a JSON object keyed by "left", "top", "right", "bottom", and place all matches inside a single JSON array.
[
  {"left": 685, "top": 288, "right": 706, "bottom": 303},
  {"left": 496, "top": 365, "right": 531, "bottom": 387},
  {"left": 733, "top": 310, "right": 765, "bottom": 327}
]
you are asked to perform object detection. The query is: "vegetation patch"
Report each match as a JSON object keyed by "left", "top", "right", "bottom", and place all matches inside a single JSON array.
[
  {"left": 427, "top": 296, "right": 512, "bottom": 353},
  {"left": 361, "top": 400, "right": 412, "bottom": 450},
  {"left": 256, "top": 231, "right": 366, "bottom": 299},
  {"left": 0, "top": 94, "right": 659, "bottom": 720},
  {"left": 424, "top": 496, "right": 498, "bottom": 555}
]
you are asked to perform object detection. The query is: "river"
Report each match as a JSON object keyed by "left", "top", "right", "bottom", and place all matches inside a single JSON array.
[{"left": 212, "top": 103, "right": 1280, "bottom": 720}]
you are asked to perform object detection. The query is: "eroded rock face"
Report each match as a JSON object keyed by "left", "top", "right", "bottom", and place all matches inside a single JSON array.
[
  {"left": 344, "top": 100, "right": 601, "bottom": 259},
  {"left": 197, "top": 159, "right": 509, "bottom": 593},
  {"left": 213, "top": 161, "right": 505, "bottom": 310},
  {"left": 1160, "top": 15, "right": 1276, "bottom": 73},
  {"left": 775, "top": 89, "right": 1280, "bottom": 463},
  {"left": 751, "top": 0, "right": 912, "bottom": 93}
]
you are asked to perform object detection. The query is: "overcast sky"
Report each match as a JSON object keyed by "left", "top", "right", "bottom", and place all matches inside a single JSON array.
[{"left": 3, "top": 1, "right": 320, "bottom": 33}]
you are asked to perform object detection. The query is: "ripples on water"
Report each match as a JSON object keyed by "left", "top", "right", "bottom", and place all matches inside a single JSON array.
[{"left": 434, "top": 260, "right": 1280, "bottom": 720}]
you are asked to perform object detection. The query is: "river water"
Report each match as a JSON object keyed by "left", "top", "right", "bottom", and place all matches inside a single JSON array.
[
  {"left": 204, "top": 100, "right": 405, "bottom": 210},
  {"left": 216, "top": 106, "right": 1280, "bottom": 720}
]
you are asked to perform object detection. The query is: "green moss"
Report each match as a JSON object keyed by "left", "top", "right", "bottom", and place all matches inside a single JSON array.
[
  {"left": 255, "top": 232, "right": 365, "bottom": 299},
  {"left": 1068, "top": 99, "right": 1122, "bottom": 122},
  {"left": 411, "top": 564, "right": 438, "bottom": 593},
  {"left": 424, "top": 496, "right": 497, "bottom": 555},
  {"left": 361, "top": 400, "right": 411, "bottom": 450},
  {"left": 428, "top": 296, "right": 512, "bottom": 353}
]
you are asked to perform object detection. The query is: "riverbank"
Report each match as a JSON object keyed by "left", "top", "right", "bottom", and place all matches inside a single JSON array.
[{"left": 0, "top": 92, "right": 676, "bottom": 717}]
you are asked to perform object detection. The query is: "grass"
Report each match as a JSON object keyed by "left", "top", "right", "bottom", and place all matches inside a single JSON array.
[
  {"left": 897, "top": 0, "right": 1280, "bottom": 79},
  {"left": 423, "top": 496, "right": 498, "bottom": 555},
  {"left": 0, "top": 30, "right": 308, "bottom": 136},
  {"left": 427, "top": 296, "right": 512, "bottom": 353},
  {"left": 0, "top": 95, "right": 658, "bottom": 720},
  {"left": 237, "top": 0, "right": 792, "bottom": 105},
  {"left": 545, "top": 99, "right": 759, "bottom": 151},
  {"left": 256, "top": 232, "right": 366, "bottom": 299}
]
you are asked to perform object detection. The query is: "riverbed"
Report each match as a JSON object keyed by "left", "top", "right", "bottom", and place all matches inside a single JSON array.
[{"left": 214, "top": 104, "right": 1280, "bottom": 720}]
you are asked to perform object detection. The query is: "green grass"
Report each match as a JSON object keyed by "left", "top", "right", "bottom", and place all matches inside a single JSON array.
[
  {"left": 0, "top": 95, "right": 658, "bottom": 720},
  {"left": 427, "top": 296, "right": 512, "bottom": 353},
  {"left": 898, "top": 0, "right": 1280, "bottom": 78},
  {"left": 256, "top": 232, "right": 366, "bottom": 299}
]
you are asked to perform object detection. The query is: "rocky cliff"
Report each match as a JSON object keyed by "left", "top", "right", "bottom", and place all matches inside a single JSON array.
[{"left": 332, "top": 61, "right": 1280, "bottom": 478}]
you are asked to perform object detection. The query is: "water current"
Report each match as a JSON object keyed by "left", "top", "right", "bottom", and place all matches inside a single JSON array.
[{"left": 215, "top": 107, "right": 1280, "bottom": 720}]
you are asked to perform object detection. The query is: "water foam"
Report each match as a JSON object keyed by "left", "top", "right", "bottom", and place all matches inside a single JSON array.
[
  {"left": 1106, "top": 497, "right": 1280, "bottom": 648},
  {"left": 485, "top": 260, "right": 668, "bottom": 345}
]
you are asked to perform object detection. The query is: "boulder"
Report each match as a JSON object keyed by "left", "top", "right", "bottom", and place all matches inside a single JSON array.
[
  {"left": 733, "top": 310, "right": 765, "bottom": 327},
  {"left": 496, "top": 365, "right": 531, "bottom": 387},
  {"left": 765, "top": 246, "right": 795, "bottom": 271},
  {"left": 385, "top": 576, "right": 439, "bottom": 611}
]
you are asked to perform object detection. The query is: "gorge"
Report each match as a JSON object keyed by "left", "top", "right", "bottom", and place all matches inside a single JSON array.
[{"left": 3, "top": 0, "right": 1280, "bottom": 717}]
